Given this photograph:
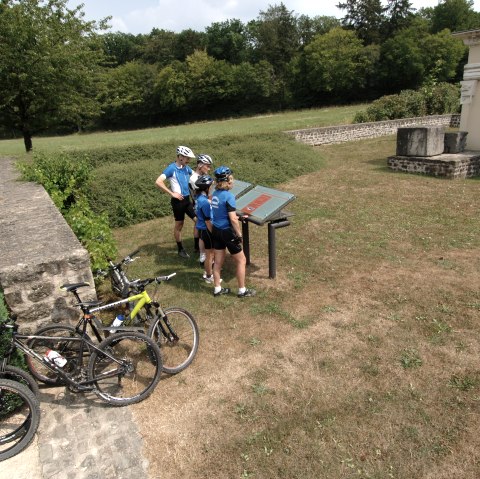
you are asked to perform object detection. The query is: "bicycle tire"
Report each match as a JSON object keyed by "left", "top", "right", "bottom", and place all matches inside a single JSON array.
[
  {"left": 26, "top": 323, "right": 92, "bottom": 386},
  {"left": 88, "top": 332, "right": 162, "bottom": 406},
  {"left": 0, "top": 366, "right": 40, "bottom": 397},
  {"left": 147, "top": 307, "right": 199, "bottom": 374},
  {"left": 0, "top": 379, "right": 41, "bottom": 462}
]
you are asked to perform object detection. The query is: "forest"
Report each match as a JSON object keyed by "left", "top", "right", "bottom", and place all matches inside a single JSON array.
[{"left": 1, "top": 0, "right": 480, "bottom": 150}]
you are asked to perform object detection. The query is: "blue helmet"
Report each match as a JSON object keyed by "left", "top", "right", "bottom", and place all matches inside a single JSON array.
[{"left": 214, "top": 166, "right": 232, "bottom": 182}]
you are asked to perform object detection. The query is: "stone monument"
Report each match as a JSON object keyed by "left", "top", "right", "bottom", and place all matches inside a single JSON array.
[{"left": 453, "top": 29, "right": 480, "bottom": 150}]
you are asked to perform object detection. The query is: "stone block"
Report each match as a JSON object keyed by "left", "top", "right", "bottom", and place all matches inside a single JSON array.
[
  {"left": 396, "top": 126, "right": 445, "bottom": 157},
  {"left": 444, "top": 131, "right": 468, "bottom": 153}
]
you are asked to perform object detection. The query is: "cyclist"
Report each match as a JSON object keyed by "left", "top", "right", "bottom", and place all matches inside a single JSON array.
[
  {"left": 189, "top": 154, "right": 213, "bottom": 263},
  {"left": 211, "top": 166, "right": 256, "bottom": 298},
  {"left": 194, "top": 175, "right": 215, "bottom": 283},
  {"left": 155, "top": 146, "right": 196, "bottom": 258}
]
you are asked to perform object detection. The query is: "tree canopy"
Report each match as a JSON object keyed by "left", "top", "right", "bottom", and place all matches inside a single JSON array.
[
  {"left": 0, "top": 0, "right": 108, "bottom": 151},
  {"left": 0, "top": 0, "right": 477, "bottom": 143}
]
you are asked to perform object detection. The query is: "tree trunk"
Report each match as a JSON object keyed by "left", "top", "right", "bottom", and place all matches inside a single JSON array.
[{"left": 23, "top": 129, "right": 33, "bottom": 152}]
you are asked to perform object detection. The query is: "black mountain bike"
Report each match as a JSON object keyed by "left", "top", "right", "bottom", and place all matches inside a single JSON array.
[
  {"left": 1, "top": 315, "right": 162, "bottom": 407},
  {"left": 0, "top": 378, "right": 40, "bottom": 462}
]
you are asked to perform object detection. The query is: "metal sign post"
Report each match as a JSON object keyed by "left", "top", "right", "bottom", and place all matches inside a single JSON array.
[{"left": 235, "top": 185, "right": 295, "bottom": 279}]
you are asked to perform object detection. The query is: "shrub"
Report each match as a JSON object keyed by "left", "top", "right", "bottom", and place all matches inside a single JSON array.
[
  {"left": 353, "top": 82, "right": 460, "bottom": 123},
  {"left": 18, "top": 153, "right": 117, "bottom": 270},
  {"left": 0, "top": 290, "right": 25, "bottom": 368},
  {"left": 83, "top": 132, "right": 322, "bottom": 227}
]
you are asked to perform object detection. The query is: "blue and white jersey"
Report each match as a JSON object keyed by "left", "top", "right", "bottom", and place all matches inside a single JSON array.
[
  {"left": 162, "top": 162, "right": 193, "bottom": 197},
  {"left": 195, "top": 193, "right": 211, "bottom": 230},
  {"left": 211, "top": 189, "right": 236, "bottom": 230}
]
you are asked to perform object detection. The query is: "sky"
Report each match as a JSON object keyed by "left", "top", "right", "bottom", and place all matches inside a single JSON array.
[{"left": 67, "top": 1, "right": 480, "bottom": 35}]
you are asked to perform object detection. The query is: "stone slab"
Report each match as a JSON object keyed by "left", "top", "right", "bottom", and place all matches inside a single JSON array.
[
  {"left": 396, "top": 126, "right": 445, "bottom": 157},
  {"left": 444, "top": 131, "right": 468, "bottom": 153}
]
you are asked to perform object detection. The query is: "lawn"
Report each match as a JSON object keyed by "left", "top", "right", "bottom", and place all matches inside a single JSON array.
[
  {"left": 108, "top": 135, "right": 479, "bottom": 478},
  {"left": 2, "top": 107, "right": 480, "bottom": 478}
]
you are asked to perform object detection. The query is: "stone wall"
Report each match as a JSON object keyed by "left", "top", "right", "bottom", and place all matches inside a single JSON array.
[
  {"left": 285, "top": 114, "right": 461, "bottom": 146},
  {"left": 0, "top": 158, "right": 96, "bottom": 331},
  {"left": 387, "top": 152, "right": 480, "bottom": 179}
]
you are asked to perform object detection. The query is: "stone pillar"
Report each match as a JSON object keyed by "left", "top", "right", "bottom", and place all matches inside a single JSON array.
[{"left": 453, "top": 30, "right": 480, "bottom": 150}]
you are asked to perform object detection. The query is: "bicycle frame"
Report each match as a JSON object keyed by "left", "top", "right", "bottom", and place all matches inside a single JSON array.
[
  {"left": 90, "top": 289, "right": 153, "bottom": 327},
  {"left": 9, "top": 330, "right": 128, "bottom": 391}
]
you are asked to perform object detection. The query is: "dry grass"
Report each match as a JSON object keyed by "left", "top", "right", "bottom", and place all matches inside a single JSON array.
[{"left": 109, "top": 135, "right": 480, "bottom": 479}]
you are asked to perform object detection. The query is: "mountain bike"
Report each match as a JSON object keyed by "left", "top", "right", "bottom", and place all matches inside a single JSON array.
[
  {"left": 2, "top": 315, "right": 162, "bottom": 406},
  {"left": 97, "top": 252, "right": 200, "bottom": 374},
  {"left": 0, "top": 378, "right": 40, "bottom": 462},
  {"left": 27, "top": 274, "right": 198, "bottom": 381}
]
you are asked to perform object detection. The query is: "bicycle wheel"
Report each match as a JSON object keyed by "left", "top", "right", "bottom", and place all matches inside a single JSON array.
[
  {"left": 147, "top": 307, "right": 199, "bottom": 374},
  {"left": 26, "top": 324, "right": 91, "bottom": 386},
  {"left": 0, "top": 379, "right": 40, "bottom": 462},
  {"left": 0, "top": 366, "right": 39, "bottom": 397},
  {"left": 88, "top": 332, "right": 162, "bottom": 406}
]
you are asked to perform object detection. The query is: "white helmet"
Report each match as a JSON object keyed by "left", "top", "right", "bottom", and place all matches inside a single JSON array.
[
  {"left": 197, "top": 154, "right": 213, "bottom": 165},
  {"left": 176, "top": 145, "right": 195, "bottom": 158}
]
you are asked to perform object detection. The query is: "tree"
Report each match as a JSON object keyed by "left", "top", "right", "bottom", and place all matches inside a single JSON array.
[
  {"left": 205, "top": 19, "right": 249, "bottom": 64},
  {"left": 337, "top": 0, "right": 386, "bottom": 44},
  {"left": 0, "top": 0, "right": 108, "bottom": 151},
  {"left": 378, "top": 21, "right": 466, "bottom": 93},
  {"left": 429, "top": 0, "right": 480, "bottom": 33},
  {"left": 303, "top": 27, "right": 378, "bottom": 101},
  {"left": 174, "top": 29, "right": 207, "bottom": 61},
  {"left": 383, "top": 0, "right": 415, "bottom": 37},
  {"left": 101, "top": 32, "right": 145, "bottom": 66},
  {"left": 296, "top": 15, "right": 341, "bottom": 46},
  {"left": 140, "top": 28, "right": 177, "bottom": 65},
  {"left": 97, "top": 62, "right": 158, "bottom": 129},
  {"left": 248, "top": 3, "right": 300, "bottom": 74}
]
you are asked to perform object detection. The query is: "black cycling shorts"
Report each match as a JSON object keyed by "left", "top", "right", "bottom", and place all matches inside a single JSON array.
[
  {"left": 171, "top": 197, "right": 195, "bottom": 222},
  {"left": 212, "top": 226, "right": 242, "bottom": 255},
  {"left": 199, "top": 229, "right": 213, "bottom": 249}
]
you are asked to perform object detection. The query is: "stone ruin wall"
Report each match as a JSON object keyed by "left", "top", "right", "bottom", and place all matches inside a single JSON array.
[
  {"left": 285, "top": 114, "right": 460, "bottom": 146},
  {"left": 0, "top": 158, "right": 96, "bottom": 331}
]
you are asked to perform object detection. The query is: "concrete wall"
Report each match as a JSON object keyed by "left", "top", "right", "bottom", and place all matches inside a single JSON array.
[
  {"left": 285, "top": 114, "right": 460, "bottom": 146},
  {"left": 0, "top": 158, "right": 96, "bottom": 331}
]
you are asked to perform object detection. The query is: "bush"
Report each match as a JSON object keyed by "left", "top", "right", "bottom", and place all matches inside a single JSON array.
[
  {"left": 353, "top": 82, "right": 460, "bottom": 123},
  {"left": 0, "top": 290, "right": 25, "bottom": 368},
  {"left": 18, "top": 153, "right": 117, "bottom": 270},
  {"left": 83, "top": 132, "right": 322, "bottom": 227}
]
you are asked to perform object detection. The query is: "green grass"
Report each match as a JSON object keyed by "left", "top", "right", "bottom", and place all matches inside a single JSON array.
[
  {"left": 3, "top": 106, "right": 480, "bottom": 478},
  {"left": 0, "top": 104, "right": 365, "bottom": 158}
]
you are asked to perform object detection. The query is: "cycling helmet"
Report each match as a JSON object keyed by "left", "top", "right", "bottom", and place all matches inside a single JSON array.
[
  {"left": 214, "top": 166, "right": 232, "bottom": 181},
  {"left": 197, "top": 154, "right": 213, "bottom": 165},
  {"left": 195, "top": 175, "right": 214, "bottom": 190},
  {"left": 176, "top": 145, "right": 196, "bottom": 158}
]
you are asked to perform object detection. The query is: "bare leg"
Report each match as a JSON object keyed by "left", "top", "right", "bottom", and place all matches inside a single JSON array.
[
  {"left": 174, "top": 220, "right": 184, "bottom": 243},
  {"left": 231, "top": 250, "right": 246, "bottom": 289},
  {"left": 204, "top": 247, "right": 214, "bottom": 276},
  {"left": 213, "top": 249, "right": 226, "bottom": 288}
]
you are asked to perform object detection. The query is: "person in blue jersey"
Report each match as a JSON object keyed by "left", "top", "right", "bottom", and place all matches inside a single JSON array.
[
  {"left": 194, "top": 175, "right": 215, "bottom": 283},
  {"left": 155, "top": 145, "right": 196, "bottom": 258},
  {"left": 211, "top": 166, "right": 256, "bottom": 298},
  {"left": 189, "top": 154, "right": 213, "bottom": 264}
]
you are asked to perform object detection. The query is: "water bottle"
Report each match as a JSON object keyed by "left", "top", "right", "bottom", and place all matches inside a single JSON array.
[
  {"left": 45, "top": 349, "right": 67, "bottom": 367},
  {"left": 109, "top": 314, "right": 125, "bottom": 333}
]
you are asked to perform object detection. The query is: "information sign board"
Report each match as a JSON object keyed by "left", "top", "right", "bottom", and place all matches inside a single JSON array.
[
  {"left": 235, "top": 186, "right": 295, "bottom": 225},
  {"left": 230, "top": 179, "right": 254, "bottom": 199}
]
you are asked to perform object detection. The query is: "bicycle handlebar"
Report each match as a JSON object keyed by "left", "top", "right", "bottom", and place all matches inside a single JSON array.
[
  {"left": 128, "top": 272, "right": 176, "bottom": 290},
  {"left": 106, "top": 249, "right": 141, "bottom": 271}
]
